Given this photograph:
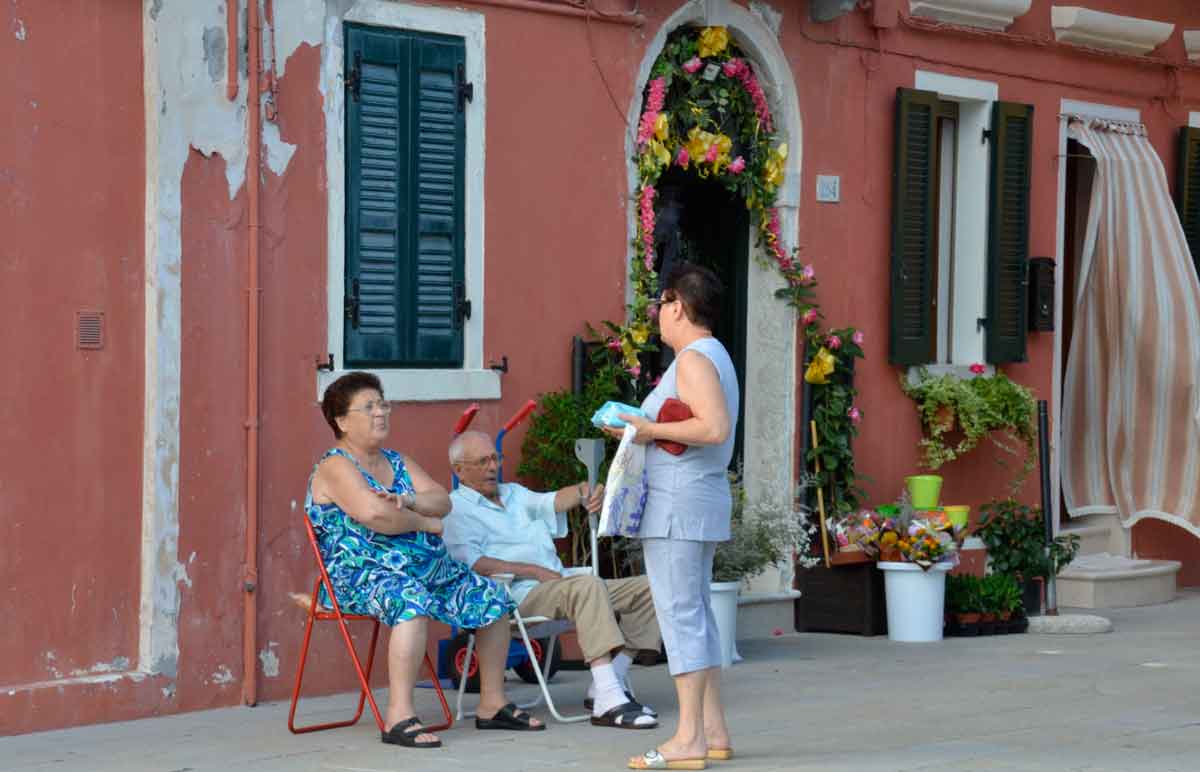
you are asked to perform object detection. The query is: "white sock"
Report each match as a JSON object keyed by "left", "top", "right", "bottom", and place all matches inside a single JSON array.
[{"left": 590, "top": 663, "right": 627, "bottom": 716}]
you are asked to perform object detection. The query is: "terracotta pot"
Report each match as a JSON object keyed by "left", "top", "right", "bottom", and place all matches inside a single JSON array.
[
  {"left": 999, "top": 611, "right": 1012, "bottom": 621},
  {"left": 981, "top": 613, "right": 996, "bottom": 623},
  {"left": 933, "top": 405, "right": 955, "bottom": 433},
  {"left": 956, "top": 612, "right": 981, "bottom": 624}
]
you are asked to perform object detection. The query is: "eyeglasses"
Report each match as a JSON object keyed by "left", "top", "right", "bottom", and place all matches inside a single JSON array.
[
  {"left": 347, "top": 400, "right": 393, "bottom": 416},
  {"left": 651, "top": 295, "right": 680, "bottom": 310},
  {"left": 462, "top": 453, "right": 502, "bottom": 468}
]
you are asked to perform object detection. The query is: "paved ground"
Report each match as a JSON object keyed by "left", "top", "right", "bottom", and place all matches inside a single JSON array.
[{"left": 5, "top": 590, "right": 1199, "bottom": 772}]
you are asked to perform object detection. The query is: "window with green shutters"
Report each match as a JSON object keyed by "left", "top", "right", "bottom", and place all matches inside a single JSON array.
[
  {"left": 344, "top": 23, "right": 468, "bottom": 369},
  {"left": 1175, "top": 126, "right": 1200, "bottom": 280},
  {"left": 888, "top": 87, "right": 1033, "bottom": 367}
]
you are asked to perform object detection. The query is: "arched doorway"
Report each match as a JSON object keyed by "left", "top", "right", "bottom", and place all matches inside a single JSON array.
[{"left": 625, "top": 1, "right": 802, "bottom": 592}]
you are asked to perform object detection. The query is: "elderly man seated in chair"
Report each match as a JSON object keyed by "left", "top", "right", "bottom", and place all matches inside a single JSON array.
[{"left": 443, "top": 430, "right": 662, "bottom": 730}]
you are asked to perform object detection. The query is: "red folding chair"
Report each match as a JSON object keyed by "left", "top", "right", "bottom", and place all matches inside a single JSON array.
[{"left": 288, "top": 516, "right": 452, "bottom": 734}]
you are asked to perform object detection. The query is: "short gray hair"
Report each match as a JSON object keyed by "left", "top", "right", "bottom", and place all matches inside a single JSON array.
[{"left": 449, "top": 430, "right": 491, "bottom": 465}]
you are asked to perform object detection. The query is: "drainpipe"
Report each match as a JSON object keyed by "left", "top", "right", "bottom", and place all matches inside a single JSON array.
[
  {"left": 243, "top": 0, "right": 263, "bottom": 708},
  {"left": 226, "top": 0, "right": 238, "bottom": 100}
]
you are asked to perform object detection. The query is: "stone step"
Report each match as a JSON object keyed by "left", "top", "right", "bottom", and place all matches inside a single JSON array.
[
  {"left": 1056, "top": 553, "right": 1180, "bottom": 608},
  {"left": 1060, "top": 522, "right": 1113, "bottom": 556}
]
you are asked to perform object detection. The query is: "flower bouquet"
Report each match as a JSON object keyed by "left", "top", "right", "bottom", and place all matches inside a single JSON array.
[{"left": 844, "top": 496, "right": 964, "bottom": 570}]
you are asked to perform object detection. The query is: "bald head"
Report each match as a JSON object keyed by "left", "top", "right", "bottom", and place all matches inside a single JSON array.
[{"left": 449, "top": 430, "right": 493, "bottom": 465}]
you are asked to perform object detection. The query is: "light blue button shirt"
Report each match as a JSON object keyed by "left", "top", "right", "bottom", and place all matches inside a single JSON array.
[{"left": 444, "top": 482, "right": 567, "bottom": 604}]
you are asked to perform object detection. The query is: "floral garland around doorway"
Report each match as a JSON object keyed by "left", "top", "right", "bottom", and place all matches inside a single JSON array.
[{"left": 605, "top": 25, "right": 867, "bottom": 517}]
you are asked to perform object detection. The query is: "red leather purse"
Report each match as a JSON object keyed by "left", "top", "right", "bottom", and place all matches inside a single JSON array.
[{"left": 655, "top": 398, "right": 693, "bottom": 456}]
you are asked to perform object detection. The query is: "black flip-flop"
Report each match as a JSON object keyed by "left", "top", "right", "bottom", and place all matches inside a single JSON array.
[
  {"left": 590, "top": 701, "right": 659, "bottom": 729},
  {"left": 381, "top": 716, "right": 442, "bottom": 748},
  {"left": 585, "top": 692, "right": 659, "bottom": 718},
  {"left": 475, "top": 702, "right": 546, "bottom": 731}
]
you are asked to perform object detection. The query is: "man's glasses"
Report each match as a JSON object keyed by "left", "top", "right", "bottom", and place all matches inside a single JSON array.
[
  {"left": 347, "top": 401, "right": 393, "bottom": 416},
  {"left": 462, "top": 453, "right": 502, "bottom": 468}
]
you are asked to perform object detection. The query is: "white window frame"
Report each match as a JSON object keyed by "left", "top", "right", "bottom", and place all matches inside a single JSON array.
[
  {"left": 913, "top": 70, "right": 999, "bottom": 377},
  {"left": 318, "top": 1, "right": 497, "bottom": 401}
]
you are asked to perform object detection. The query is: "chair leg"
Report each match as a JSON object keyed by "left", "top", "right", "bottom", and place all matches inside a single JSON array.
[
  {"left": 422, "top": 653, "right": 454, "bottom": 732},
  {"left": 454, "top": 633, "right": 477, "bottom": 720},
  {"left": 289, "top": 588, "right": 386, "bottom": 734},
  {"left": 512, "top": 617, "right": 589, "bottom": 723}
]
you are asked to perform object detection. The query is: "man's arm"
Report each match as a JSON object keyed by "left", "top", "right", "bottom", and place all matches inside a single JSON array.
[{"left": 471, "top": 556, "right": 560, "bottom": 583}]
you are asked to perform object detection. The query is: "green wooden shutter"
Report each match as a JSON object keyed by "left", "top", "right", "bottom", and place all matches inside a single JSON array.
[
  {"left": 410, "top": 35, "right": 466, "bottom": 366},
  {"left": 985, "top": 101, "right": 1033, "bottom": 364},
  {"left": 889, "top": 88, "right": 939, "bottom": 366},
  {"left": 1175, "top": 127, "right": 1200, "bottom": 279},
  {"left": 344, "top": 24, "right": 466, "bottom": 368}
]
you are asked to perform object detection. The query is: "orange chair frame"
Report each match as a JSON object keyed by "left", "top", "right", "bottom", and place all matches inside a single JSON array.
[{"left": 288, "top": 516, "right": 452, "bottom": 734}]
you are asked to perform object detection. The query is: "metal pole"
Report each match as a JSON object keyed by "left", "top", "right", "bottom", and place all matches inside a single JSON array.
[{"left": 1037, "top": 400, "right": 1058, "bottom": 615}]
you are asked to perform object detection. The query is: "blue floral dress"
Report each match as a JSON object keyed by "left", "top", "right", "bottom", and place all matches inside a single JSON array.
[{"left": 305, "top": 448, "right": 515, "bottom": 627}]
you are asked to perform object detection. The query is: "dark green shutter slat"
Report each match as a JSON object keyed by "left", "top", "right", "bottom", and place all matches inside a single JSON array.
[
  {"left": 1175, "top": 127, "right": 1200, "bottom": 279},
  {"left": 344, "top": 25, "right": 466, "bottom": 368},
  {"left": 985, "top": 101, "right": 1033, "bottom": 364},
  {"left": 889, "top": 88, "right": 939, "bottom": 366},
  {"left": 410, "top": 36, "right": 465, "bottom": 366}
]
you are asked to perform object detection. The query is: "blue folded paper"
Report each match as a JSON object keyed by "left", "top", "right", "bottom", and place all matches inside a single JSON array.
[{"left": 591, "top": 401, "right": 648, "bottom": 429}]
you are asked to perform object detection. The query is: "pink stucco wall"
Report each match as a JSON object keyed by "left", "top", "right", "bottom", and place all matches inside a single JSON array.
[{"left": 3, "top": 0, "right": 1199, "bottom": 735}]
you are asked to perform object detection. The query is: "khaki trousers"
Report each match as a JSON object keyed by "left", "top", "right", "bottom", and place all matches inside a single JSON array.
[{"left": 517, "top": 574, "right": 661, "bottom": 663}]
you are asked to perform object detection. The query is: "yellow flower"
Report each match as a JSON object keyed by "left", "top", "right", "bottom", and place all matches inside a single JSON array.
[
  {"left": 654, "top": 113, "right": 670, "bottom": 142},
  {"left": 697, "top": 26, "right": 729, "bottom": 58},
  {"left": 646, "top": 138, "right": 671, "bottom": 168},
  {"left": 804, "top": 346, "right": 836, "bottom": 385},
  {"left": 685, "top": 126, "right": 713, "bottom": 164},
  {"left": 711, "top": 133, "right": 732, "bottom": 172},
  {"left": 631, "top": 324, "right": 650, "bottom": 345}
]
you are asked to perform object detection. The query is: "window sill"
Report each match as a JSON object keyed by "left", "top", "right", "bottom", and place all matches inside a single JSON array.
[
  {"left": 904, "top": 363, "right": 995, "bottom": 386},
  {"left": 316, "top": 368, "right": 502, "bottom": 403}
]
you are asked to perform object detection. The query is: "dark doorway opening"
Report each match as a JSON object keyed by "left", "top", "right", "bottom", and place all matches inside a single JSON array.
[{"left": 650, "top": 167, "right": 749, "bottom": 468}]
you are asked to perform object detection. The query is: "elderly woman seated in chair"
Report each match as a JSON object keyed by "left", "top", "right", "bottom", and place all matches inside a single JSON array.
[{"left": 306, "top": 372, "right": 544, "bottom": 749}]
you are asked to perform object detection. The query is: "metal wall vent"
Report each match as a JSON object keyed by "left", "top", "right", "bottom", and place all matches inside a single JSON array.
[{"left": 76, "top": 310, "right": 104, "bottom": 350}]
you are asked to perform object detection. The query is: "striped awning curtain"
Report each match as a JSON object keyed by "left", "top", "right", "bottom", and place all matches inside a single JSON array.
[{"left": 1061, "top": 117, "right": 1200, "bottom": 537}]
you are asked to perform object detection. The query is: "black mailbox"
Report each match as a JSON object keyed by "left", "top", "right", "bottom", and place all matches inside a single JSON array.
[{"left": 1028, "top": 257, "right": 1055, "bottom": 332}]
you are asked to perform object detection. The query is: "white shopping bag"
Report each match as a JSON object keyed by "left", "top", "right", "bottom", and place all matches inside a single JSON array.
[{"left": 598, "top": 424, "right": 648, "bottom": 538}]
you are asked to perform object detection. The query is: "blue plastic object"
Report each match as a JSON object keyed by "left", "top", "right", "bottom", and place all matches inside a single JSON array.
[{"left": 591, "top": 401, "right": 647, "bottom": 429}]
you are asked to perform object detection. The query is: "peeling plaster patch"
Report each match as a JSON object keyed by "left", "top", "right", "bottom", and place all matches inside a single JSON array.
[
  {"left": 189, "top": 551, "right": 197, "bottom": 563},
  {"left": 211, "top": 665, "right": 235, "bottom": 685},
  {"left": 258, "top": 643, "right": 280, "bottom": 678},
  {"left": 149, "top": 0, "right": 163, "bottom": 21},
  {"left": 290, "top": 499, "right": 297, "bottom": 510},
  {"left": 44, "top": 652, "right": 63, "bottom": 680},
  {"left": 272, "top": 0, "right": 324, "bottom": 80},
  {"left": 263, "top": 121, "right": 297, "bottom": 176},
  {"left": 69, "top": 656, "right": 133, "bottom": 677},
  {"left": 750, "top": 2, "right": 784, "bottom": 39},
  {"left": 161, "top": 684, "right": 176, "bottom": 699},
  {"left": 13, "top": 18, "right": 26, "bottom": 41},
  {"left": 202, "top": 26, "right": 227, "bottom": 82}
]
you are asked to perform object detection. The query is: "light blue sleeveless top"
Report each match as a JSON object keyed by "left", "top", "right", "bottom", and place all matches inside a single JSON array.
[{"left": 638, "top": 337, "right": 740, "bottom": 541}]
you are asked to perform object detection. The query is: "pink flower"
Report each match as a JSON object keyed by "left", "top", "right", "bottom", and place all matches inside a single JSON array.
[
  {"left": 651, "top": 374, "right": 662, "bottom": 387},
  {"left": 778, "top": 257, "right": 793, "bottom": 272},
  {"left": 800, "top": 264, "right": 815, "bottom": 282},
  {"left": 675, "top": 147, "right": 689, "bottom": 168},
  {"left": 848, "top": 406, "right": 862, "bottom": 425},
  {"left": 772, "top": 627, "right": 785, "bottom": 637},
  {"left": 647, "top": 303, "right": 660, "bottom": 321},
  {"left": 606, "top": 337, "right": 621, "bottom": 351},
  {"left": 728, "top": 156, "right": 746, "bottom": 174},
  {"left": 722, "top": 58, "right": 744, "bottom": 78},
  {"left": 801, "top": 308, "right": 818, "bottom": 326},
  {"left": 635, "top": 78, "right": 667, "bottom": 146},
  {"left": 852, "top": 330, "right": 865, "bottom": 345},
  {"left": 682, "top": 56, "right": 703, "bottom": 74},
  {"left": 826, "top": 334, "right": 842, "bottom": 350},
  {"left": 640, "top": 185, "right": 657, "bottom": 270},
  {"left": 705, "top": 145, "right": 720, "bottom": 164},
  {"left": 627, "top": 364, "right": 642, "bottom": 378},
  {"left": 969, "top": 362, "right": 987, "bottom": 375}
]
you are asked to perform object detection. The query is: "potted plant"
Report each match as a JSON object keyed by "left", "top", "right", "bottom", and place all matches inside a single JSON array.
[
  {"left": 976, "top": 500, "right": 1080, "bottom": 615},
  {"left": 710, "top": 474, "right": 818, "bottom": 666},
  {"left": 945, "top": 574, "right": 982, "bottom": 636},
  {"left": 901, "top": 367, "right": 1038, "bottom": 491}
]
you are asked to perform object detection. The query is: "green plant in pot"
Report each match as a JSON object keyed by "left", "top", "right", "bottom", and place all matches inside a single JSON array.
[
  {"left": 901, "top": 368, "right": 1038, "bottom": 491},
  {"left": 712, "top": 474, "right": 819, "bottom": 584},
  {"left": 945, "top": 574, "right": 983, "bottom": 627},
  {"left": 976, "top": 499, "right": 1080, "bottom": 614}
]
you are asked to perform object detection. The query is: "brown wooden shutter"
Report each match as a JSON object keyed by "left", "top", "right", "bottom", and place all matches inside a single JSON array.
[{"left": 985, "top": 101, "right": 1034, "bottom": 364}]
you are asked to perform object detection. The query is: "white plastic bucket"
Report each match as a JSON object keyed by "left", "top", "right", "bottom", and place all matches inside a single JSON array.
[
  {"left": 709, "top": 581, "right": 740, "bottom": 668},
  {"left": 879, "top": 561, "right": 952, "bottom": 642}
]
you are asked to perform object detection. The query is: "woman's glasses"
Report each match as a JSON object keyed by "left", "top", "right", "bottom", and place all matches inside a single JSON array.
[{"left": 347, "top": 400, "right": 393, "bottom": 416}]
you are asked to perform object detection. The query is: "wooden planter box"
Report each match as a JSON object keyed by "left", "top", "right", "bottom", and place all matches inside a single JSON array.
[{"left": 794, "top": 552, "right": 887, "bottom": 636}]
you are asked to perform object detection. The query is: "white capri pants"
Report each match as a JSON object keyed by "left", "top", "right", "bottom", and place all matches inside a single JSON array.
[{"left": 641, "top": 537, "right": 721, "bottom": 676}]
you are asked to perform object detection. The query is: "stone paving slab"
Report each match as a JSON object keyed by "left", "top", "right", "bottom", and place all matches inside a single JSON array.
[{"left": 3, "top": 591, "right": 1198, "bottom": 772}]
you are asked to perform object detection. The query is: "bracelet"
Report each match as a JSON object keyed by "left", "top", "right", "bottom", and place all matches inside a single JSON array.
[{"left": 578, "top": 483, "right": 586, "bottom": 500}]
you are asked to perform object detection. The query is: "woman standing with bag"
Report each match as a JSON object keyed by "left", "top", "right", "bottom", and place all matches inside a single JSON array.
[{"left": 607, "top": 262, "right": 740, "bottom": 770}]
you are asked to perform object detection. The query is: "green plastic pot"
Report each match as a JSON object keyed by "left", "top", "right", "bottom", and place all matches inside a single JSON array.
[
  {"left": 905, "top": 475, "right": 943, "bottom": 509},
  {"left": 944, "top": 505, "right": 970, "bottom": 528}
]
